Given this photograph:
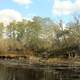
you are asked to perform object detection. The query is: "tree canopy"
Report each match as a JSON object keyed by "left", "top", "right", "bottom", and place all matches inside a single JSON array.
[{"left": 0, "top": 16, "right": 80, "bottom": 57}]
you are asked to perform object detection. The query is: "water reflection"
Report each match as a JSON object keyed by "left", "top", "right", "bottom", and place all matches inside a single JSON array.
[{"left": 0, "top": 64, "right": 80, "bottom": 80}]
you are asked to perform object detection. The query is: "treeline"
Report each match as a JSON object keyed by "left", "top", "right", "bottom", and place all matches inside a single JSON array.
[{"left": 0, "top": 16, "right": 80, "bottom": 57}]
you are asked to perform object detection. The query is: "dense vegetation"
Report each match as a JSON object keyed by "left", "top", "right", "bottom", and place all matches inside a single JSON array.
[{"left": 0, "top": 16, "right": 80, "bottom": 58}]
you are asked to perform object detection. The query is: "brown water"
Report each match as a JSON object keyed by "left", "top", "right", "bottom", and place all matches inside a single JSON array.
[{"left": 0, "top": 63, "right": 80, "bottom": 80}]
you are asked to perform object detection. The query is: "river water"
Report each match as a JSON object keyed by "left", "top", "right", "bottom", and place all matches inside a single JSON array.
[{"left": 0, "top": 62, "right": 80, "bottom": 80}]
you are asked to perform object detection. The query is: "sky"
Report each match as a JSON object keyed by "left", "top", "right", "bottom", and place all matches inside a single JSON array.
[{"left": 0, "top": 0, "right": 80, "bottom": 25}]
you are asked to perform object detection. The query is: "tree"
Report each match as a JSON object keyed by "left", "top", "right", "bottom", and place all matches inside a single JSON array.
[
  {"left": 22, "top": 17, "right": 42, "bottom": 51},
  {"left": 6, "top": 21, "right": 17, "bottom": 39},
  {"left": 0, "top": 23, "right": 4, "bottom": 38},
  {"left": 67, "top": 16, "right": 80, "bottom": 46}
]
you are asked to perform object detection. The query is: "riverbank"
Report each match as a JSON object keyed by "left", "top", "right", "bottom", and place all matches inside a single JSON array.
[{"left": 0, "top": 56, "right": 80, "bottom": 69}]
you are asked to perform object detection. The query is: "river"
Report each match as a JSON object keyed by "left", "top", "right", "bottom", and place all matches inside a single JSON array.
[{"left": 0, "top": 59, "right": 80, "bottom": 80}]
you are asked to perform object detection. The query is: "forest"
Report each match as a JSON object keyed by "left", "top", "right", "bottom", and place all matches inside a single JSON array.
[{"left": 0, "top": 16, "right": 80, "bottom": 60}]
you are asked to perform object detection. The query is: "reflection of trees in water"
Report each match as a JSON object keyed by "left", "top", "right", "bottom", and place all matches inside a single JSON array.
[{"left": 0, "top": 64, "right": 80, "bottom": 80}]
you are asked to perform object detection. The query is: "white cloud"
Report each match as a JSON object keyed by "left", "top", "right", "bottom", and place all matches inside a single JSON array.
[
  {"left": 0, "top": 9, "right": 23, "bottom": 25},
  {"left": 75, "top": 0, "right": 80, "bottom": 11},
  {"left": 53, "top": 0, "right": 73, "bottom": 15},
  {"left": 13, "top": 0, "right": 32, "bottom": 5},
  {"left": 53, "top": 0, "right": 80, "bottom": 16}
]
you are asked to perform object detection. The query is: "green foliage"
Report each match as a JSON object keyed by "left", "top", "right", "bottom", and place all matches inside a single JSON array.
[{"left": 0, "top": 16, "right": 79, "bottom": 57}]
